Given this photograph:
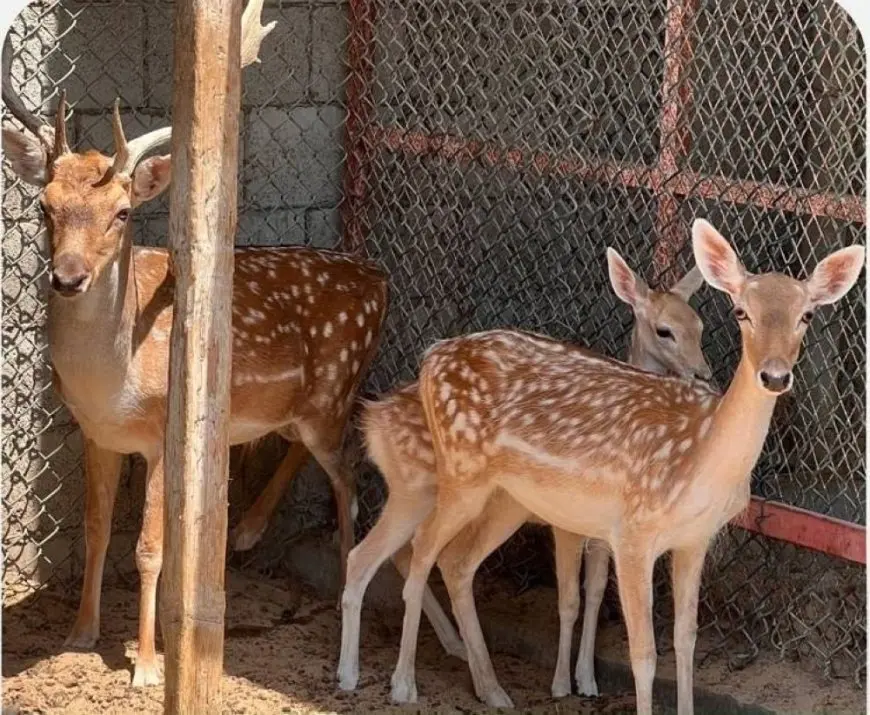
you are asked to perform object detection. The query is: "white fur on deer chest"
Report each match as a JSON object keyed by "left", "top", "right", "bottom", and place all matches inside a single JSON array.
[{"left": 53, "top": 356, "right": 153, "bottom": 455}]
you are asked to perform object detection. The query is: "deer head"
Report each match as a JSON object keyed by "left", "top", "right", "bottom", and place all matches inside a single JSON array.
[
  {"left": 693, "top": 218, "right": 865, "bottom": 395},
  {"left": 1, "top": 0, "right": 275, "bottom": 298},
  {"left": 606, "top": 247, "right": 710, "bottom": 381}
]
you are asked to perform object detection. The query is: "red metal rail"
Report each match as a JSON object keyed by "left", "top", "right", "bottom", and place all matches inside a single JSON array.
[
  {"left": 734, "top": 497, "right": 866, "bottom": 565},
  {"left": 365, "top": 125, "right": 866, "bottom": 226}
]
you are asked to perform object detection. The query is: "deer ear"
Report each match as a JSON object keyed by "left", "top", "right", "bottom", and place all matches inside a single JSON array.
[
  {"left": 131, "top": 154, "right": 171, "bottom": 206},
  {"left": 606, "top": 247, "right": 649, "bottom": 309},
  {"left": 3, "top": 127, "right": 49, "bottom": 186},
  {"left": 692, "top": 219, "right": 746, "bottom": 297},
  {"left": 670, "top": 265, "right": 704, "bottom": 301},
  {"left": 806, "top": 245, "right": 865, "bottom": 306}
]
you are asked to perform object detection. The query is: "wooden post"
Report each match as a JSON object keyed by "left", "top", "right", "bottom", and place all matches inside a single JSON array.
[{"left": 161, "top": 0, "right": 242, "bottom": 712}]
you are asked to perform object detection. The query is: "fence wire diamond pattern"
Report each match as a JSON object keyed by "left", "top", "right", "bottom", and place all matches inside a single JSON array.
[{"left": 2, "top": 0, "right": 865, "bottom": 686}]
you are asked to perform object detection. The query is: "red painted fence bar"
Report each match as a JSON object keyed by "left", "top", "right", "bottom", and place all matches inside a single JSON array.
[
  {"left": 340, "top": 0, "right": 376, "bottom": 255},
  {"left": 366, "top": 124, "right": 866, "bottom": 226},
  {"left": 734, "top": 496, "right": 866, "bottom": 565},
  {"left": 652, "top": 0, "right": 700, "bottom": 281}
]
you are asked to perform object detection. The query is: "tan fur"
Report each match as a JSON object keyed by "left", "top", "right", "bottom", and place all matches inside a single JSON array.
[
  {"left": 337, "top": 254, "right": 710, "bottom": 703},
  {"left": 384, "top": 220, "right": 863, "bottom": 715}
]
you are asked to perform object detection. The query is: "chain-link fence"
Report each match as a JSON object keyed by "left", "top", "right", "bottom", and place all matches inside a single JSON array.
[{"left": 2, "top": 0, "right": 866, "bottom": 689}]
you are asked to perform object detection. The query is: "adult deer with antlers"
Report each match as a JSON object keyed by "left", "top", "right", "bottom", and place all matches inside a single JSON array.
[
  {"left": 338, "top": 249, "right": 711, "bottom": 704},
  {"left": 387, "top": 220, "right": 863, "bottom": 715},
  {"left": 2, "top": 0, "right": 387, "bottom": 687}
]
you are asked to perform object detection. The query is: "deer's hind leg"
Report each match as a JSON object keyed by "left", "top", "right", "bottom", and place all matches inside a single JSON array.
[
  {"left": 436, "top": 490, "right": 529, "bottom": 708},
  {"left": 231, "top": 439, "right": 309, "bottom": 551},
  {"left": 300, "top": 422, "right": 357, "bottom": 593}
]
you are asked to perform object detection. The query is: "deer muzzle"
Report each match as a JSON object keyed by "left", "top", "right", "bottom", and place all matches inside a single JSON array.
[{"left": 51, "top": 253, "right": 91, "bottom": 297}]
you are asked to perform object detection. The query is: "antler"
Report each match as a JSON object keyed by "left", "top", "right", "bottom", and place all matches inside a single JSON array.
[
  {"left": 109, "top": 101, "right": 172, "bottom": 177},
  {"left": 53, "top": 90, "right": 71, "bottom": 157},
  {"left": 2, "top": 41, "right": 54, "bottom": 153},
  {"left": 110, "top": 0, "right": 276, "bottom": 176},
  {"left": 241, "top": 0, "right": 277, "bottom": 67}
]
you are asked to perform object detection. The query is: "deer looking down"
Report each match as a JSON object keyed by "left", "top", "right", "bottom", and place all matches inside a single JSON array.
[
  {"left": 337, "top": 249, "right": 711, "bottom": 706},
  {"left": 387, "top": 220, "right": 863, "bottom": 715},
  {"left": 2, "top": 0, "right": 387, "bottom": 687}
]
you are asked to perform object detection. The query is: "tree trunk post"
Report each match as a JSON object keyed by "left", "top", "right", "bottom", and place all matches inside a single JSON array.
[{"left": 161, "top": 0, "right": 242, "bottom": 712}]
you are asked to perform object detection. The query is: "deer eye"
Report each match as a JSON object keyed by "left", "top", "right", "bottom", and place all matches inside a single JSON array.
[
  {"left": 801, "top": 310, "right": 814, "bottom": 325},
  {"left": 734, "top": 307, "right": 748, "bottom": 321},
  {"left": 655, "top": 326, "right": 675, "bottom": 341},
  {"left": 116, "top": 209, "right": 130, "bottom": 223}
]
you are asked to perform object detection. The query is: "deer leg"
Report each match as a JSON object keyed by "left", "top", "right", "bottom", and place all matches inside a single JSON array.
[
  {"left": 613, "top": 547, "right": 657, "bottom": 715},
  {"left": 132, "top": 455, "right": 164, "bottom": 687},
  {"left": 391, "top": 544, "right": 466, "bottom": 662},
  {"left": 672, "top": 542, "right": 707, "bottom": 715},
  {"left": 390, "top": 486, "right": 492, "bottom": 704},
  {"left": 231, "top": 441, "right": 309, "bottom": 551},
  {"left": 437, "top": 491, "right": 529, "bottom": 709},
  {"left": 575, "top": 537, "right": 610, "bottom": 697},
  {"left": 65, "top": 440, "right": 122, "bottom": 649},
  {"left": 550, "top": 528, "right": 585, "bottom": 698},
  {"left": 337, "top": 487, "right": 451, "bottom": 691},
  {"left": 306, "top": 442, "right": 356, "bottom": 597}
]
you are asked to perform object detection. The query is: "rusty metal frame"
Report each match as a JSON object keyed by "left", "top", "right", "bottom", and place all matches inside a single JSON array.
[{"left": 341, "top": 0, "right": 867, "bottom": 564}]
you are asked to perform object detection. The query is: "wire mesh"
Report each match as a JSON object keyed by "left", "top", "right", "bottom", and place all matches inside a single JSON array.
[{"left": 2, "top": 0, "right": 865, "bottom": 687}]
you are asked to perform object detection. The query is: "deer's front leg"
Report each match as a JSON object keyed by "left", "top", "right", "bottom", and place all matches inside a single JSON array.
[
  {"left": 672, "top": 541, "right": 707, "bottom": 715},
  {"left": 614, "top": 545, "right": 656, "bottom": 715},
  {"left": 65, "top": 439, "right": 122, "bottom": 649},
  {"left": 132, "top": 454, "right": 164, "bottom": 687}
]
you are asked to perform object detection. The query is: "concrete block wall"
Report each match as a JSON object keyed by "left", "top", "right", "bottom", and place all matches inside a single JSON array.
[{"left": 2, "top": 0, "right": 350, "bottom": 591}]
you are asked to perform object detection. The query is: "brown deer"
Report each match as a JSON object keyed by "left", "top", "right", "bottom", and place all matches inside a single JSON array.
[
  {"left": 337, "top": 249, "right": 710, "bottom": 704},
  {"left": 388, "top": 219, "right": 863, "bottom": 715},
  {"left": 2, "top": 0, "right": 387, "bottom": 687}
]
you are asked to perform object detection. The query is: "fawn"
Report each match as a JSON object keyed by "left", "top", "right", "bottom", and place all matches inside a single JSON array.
[
  {"left": 338, "top": 248, "right": 711, "bottom": 705},
  {"left": 389, "top": 219, "right": 863, "bottom": 715},
  {"left": 2, "top": 0, "right": 386, "bottom": 686}
]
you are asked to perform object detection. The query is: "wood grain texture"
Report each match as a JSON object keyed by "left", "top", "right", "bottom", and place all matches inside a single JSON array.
[{"left": 161, "top": 0, "right": 242, "bottom": 711}]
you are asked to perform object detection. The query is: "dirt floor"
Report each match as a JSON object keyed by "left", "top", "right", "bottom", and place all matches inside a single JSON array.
[
  {"left": 3, "top": 571, "right": 637, "bottom": 715},
  {"left": 3, "top": 569, "right": 864, "bottom": 714}
]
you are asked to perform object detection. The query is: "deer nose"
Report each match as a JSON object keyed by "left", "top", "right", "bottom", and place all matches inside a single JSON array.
[
  {"left": 51, "top": 254, "right": 91, "bottom": 296},
  {"left": 758, "top": 360, "right": 793, "bottom": 394}
]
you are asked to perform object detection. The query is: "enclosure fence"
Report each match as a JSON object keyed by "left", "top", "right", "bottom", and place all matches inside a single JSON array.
[{"left": 2, "top": 0, "right": 866, "bottom": 687}]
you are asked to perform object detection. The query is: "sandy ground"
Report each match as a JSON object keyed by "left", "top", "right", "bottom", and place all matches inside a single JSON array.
[
  {"left": 3, "top": 569, "right": 863, "bottom": 714},
  {"left": 3, "top": 571, "right": 637, "bottom": 715}
]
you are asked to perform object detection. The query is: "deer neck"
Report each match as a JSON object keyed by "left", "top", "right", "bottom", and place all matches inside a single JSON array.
[
  {"left": 47, "top": 229, "right": 138, "bottom": 395},
  {"left": 692, "top": 354, "right": 777, "bottom": 499}
]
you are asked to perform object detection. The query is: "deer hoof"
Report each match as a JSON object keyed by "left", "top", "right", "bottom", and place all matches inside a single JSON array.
[
  {"left": 132, "top": 659, "right": 162, "bottom": 687},
  {"left": 576, "top": 675, "right": 599, "bottom": 697},
  {"left": 551, "top": 677, "right": 571, "bottom": 699},
  {"left": 336, "top": 666, "right": 359, "bottom": 692},
  {"left": 64, "top": 624, "right": 99, "bottom": 650},
  {"left": 390, "top": 674, "right": 418, "bottom": 703},
  {"left": 483, "top": 686, "right": 514, "bottom": 709},
  {"left": 231, "top": 517, "right": 267, "bottom": 551}
]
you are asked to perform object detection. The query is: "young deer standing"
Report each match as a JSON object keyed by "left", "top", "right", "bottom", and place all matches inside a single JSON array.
[
  {"left": 338, "top": 250, "right": 711, "bottom": 704},
  {"left": 388, "top": 219, "right": 863, "bottom": 715},
  {"left": 2, "top": 0, "right": 387, "bottom": 687}
]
